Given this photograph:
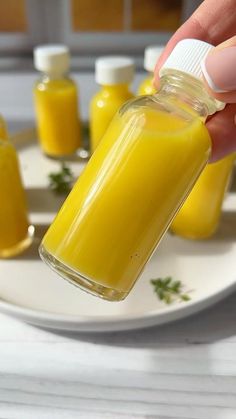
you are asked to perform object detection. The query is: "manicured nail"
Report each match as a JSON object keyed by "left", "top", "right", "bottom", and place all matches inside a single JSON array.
[{"left": 201, "top": 46, "right": 236, "bottom": 93}]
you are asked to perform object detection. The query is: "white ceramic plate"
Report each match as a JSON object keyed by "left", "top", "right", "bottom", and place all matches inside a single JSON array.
[{"left": 0, "top": 134, "right": 236, "bottom": 332}]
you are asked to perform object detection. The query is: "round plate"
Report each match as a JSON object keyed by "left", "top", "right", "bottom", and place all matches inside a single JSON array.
[{"left": 0, "top": 135, "right": 236, "bottom": 332}]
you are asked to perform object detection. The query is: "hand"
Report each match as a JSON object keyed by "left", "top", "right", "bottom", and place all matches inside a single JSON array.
[{"left": 154, "top": 0, "right": 236, "bottom": 161}]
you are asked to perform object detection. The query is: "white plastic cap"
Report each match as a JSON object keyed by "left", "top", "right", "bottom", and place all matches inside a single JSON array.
[
  {"left": 144, "top": 46, "right": 163, "bottom": 72},
  {"left": 159, "top": 38, "right": 225, "bottom": 111},
  {"left": 159, "top": 39, "right": 213, "bottom": 81},
  {"left": 34, "top": 45, "right": 70, "bottom": 74},
  {"left": 95, "top": 56, "right": 134, "bottom": 85}
]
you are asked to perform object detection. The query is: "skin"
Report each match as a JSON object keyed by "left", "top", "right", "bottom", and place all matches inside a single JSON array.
[{"left": 154, "top": 0, "right": 236, "bottom": 161}]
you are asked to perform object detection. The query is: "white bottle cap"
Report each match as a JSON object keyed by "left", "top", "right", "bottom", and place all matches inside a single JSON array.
[
  {"left": 34, "top": 45, "right": 70, "bottom": 74},
  {"left": 144, "top": 46, "right": 163, "bottom": 72},
  {"left": 159, "top": 39, "right": 214, "bottom": 81},
  {"left": 95, "top": 56, "right": 134, "bottom": 85},
  {"left": 159, "top": 38, "right": 225, "bottom": 110}
]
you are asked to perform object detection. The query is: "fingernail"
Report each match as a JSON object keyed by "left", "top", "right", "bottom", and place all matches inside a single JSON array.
[{"left": 201, "top": 46, "right": 236, "bottom": 93}]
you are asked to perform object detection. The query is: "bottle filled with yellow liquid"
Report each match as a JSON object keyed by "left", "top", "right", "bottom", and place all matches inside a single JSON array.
[
  {"left": 171, "top": 153, "right": 235, "bottom": 239},
  {"left": 138, "top": 46, "right": 163, "bottom": 95},
  {"left": 0, "top": 139, "right": 34, "bottom": 258},
  {"left": 40, "top": 39, "right": 225, "bottom": 301},
  {"left": 90, "top": 56, "right": 134, "bottom": 153},
  {"left": 34, "top": 45, "right": 81, "bottom": 158}
]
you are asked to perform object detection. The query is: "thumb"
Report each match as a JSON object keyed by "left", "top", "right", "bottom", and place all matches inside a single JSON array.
[{"left": 201, "top": 36, "right": 236, "bottom": 103}]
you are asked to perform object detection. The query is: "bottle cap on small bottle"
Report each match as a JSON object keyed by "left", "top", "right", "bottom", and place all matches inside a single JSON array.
[
  {"left": 95, "top": 56, "right": 134, "bottom": 85},
  {"left": 144, "top": 46, "right": 163, "bottom": 72},
  {"left": 33, "top": 45, "right": 70, "bottom": 74}
]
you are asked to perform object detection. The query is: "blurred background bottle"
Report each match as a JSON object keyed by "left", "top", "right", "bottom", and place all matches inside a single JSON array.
[
  {"left": 0, "top": 137, "right": 33, "bottom": 258},
  {"left": 33, "top": 45, "right": 81, "bottom": 158},
  {"left": 171, "top": 154, "right": 236, "bottom": 239},
  {"left": 90, "top": 56, "right": 134, "bottom": 153},
  {"left": 138, "top": 46, "right": 163, "bottom": 95}
]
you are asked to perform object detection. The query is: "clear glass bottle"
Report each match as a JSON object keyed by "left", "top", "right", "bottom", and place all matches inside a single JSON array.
[
  {"left": 34, "top": 45, "right": 81, "bottom": 158},
  {"left": 171, "top": 153, "right": 236, "bottom": 239},
  {"left": 90, "top": 56, "right": 134, "bottom": 153},
  {"left": 40, "top": 39, "right": 225, "bottom": 301},
  {"left": 0, "top": 140, "right": 34, "bottom": 258},
  {"left": 138, "top": 46, "right": 163, "bottom": 95}
]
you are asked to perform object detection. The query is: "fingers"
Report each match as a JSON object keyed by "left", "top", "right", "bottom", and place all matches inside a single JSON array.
[
  {"left": 152, "top": 0, "right": 236, "bottom": 161},
  {"left": 201, "top": 36, "right": 236, "bottom": 103},
  {"left": 154, "top": 0, "right": 236, "bottom": 86},
  {"left": 154, "top": 17, "right": 208, "bottom": 85},
  {"left": 207, "top": 104, "right": 236, "bottom": 162}
]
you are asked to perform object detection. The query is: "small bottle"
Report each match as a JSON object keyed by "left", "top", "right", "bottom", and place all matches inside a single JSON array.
[
  {"left": 33, "top": 45, "right": 81, "bottom": 158},
  {"left": 40, "top": 39, "right": 224, "bottom": 301},
  {"left": 138, "top": 46, "right": 163, "bottom": 95},
  {"left": 90, "top": 56, "right": 134, "bottom": 153},
  {"left": 171, "top": 153, "right": 236, "bottom": 239},
  {"left": 0, "top": 140, "right": 34, "bottom": 258},
  {"left": 0, "top": 114, "right": 8, "bottom": 140}
]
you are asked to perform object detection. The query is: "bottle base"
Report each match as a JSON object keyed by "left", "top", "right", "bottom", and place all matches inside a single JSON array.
[
  {"left": 0, "top": 225, "right": 35, "bottom": 259},
  {"left": 39, "top": 244, "right": 128, "bottom": 302},
  {"left": 44, "top": 148, "right": 91, "bottom": 161},
  {"left": 43, "top": 151, "right": 78, "bottom": 161},
  {"left": 171, "top": 226, "right": 217, "bottom": 240}
]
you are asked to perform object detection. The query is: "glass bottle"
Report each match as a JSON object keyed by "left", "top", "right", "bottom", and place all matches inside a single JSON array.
[
  {"left": 138, "top": 46, "right": 163, "bottom": 95},
  {"left": 171, "top": 153, "right": 236, "bottom": 239},
  {"left": 34, "top": 45, "right": 81, "bottom": 158},
  {"left": 0, "top": 140, "right": 34, "bottom": 258},
  {"left": 40, "top": 39, "right": 225, "bottom": 301},
  {"left": 90, "top": 56, "right": 134, "bottom": 153}
]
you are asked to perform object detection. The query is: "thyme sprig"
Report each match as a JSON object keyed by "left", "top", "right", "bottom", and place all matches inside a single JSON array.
[
  {"left": 150, "top": 277, "right": 191, "bottom": 304},
  {"left": 48, "top": 163, "right": 74, "bottom": 195}
]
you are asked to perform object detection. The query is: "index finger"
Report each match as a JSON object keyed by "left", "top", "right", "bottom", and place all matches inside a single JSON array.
[{"left": 154, "top": 0, "right": 236, "bottom": 84}]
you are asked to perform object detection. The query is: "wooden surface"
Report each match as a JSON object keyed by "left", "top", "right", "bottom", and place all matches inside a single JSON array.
[{"left": 0, "top": 290, "right": 236, "bottom": 418}]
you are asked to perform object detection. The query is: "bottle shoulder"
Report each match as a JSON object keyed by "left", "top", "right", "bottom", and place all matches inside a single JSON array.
[
  {"left": 138, "top": 76, "right": 156, "bottom": 95},
  {"left": 120, "top": 94, "right": 200, "bottom": 123},
  {"left": 34, "top": 76, "right": 77, "bottom": 92},
  {"left": 117, "top": 94, "right": 211, "bottom": 144},
  {"left": 91, "top": 88, "right": 133, "bottom": 108}
]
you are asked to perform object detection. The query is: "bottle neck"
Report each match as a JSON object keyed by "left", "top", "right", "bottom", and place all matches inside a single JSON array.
[
  {"left": 40, "top": 71, "right": 68, "bottom": 81},
  {"left": 157, "top": 71, "right": 224, "bottom": 120}
]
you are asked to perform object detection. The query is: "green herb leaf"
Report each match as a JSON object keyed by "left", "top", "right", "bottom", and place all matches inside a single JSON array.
[
  {"left": 181, "top": 294, "right": 191, "bottom": 302},
  {"left": 150, "top": 276, "right": 191, "bottom": 305},
  {"left": 48, "top": 163, "right": 74, "bottom": 195}
]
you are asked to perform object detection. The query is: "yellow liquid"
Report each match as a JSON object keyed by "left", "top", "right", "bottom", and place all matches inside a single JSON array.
[
  {"left": 34, "top": 78, "right": 81, "bottom": 157},
  {"left": 0, "top": 141, "right": 32, "bottom": 257},
  {"left": 138, "top": 75, "right": 157, "bottom": 95},
  {"left": 0, "top": 114, "right": 8, "bottom": 140},
  {"left": 90, "top": 84, "right": 134, "bottom": 153},
  {"left": 42, "top": 105, "right": 211, "bottom": 298},
  {"left": 171, "top": 153, "right": 236, "bottom": 239}
]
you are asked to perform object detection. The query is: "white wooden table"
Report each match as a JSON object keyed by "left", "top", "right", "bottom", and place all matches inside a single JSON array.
[
  {"left": 1, "top": 72, "right": 236, "bottom": 419},
  {"left": 0, "top": 292, "right": 236, "bottom": 419}
]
